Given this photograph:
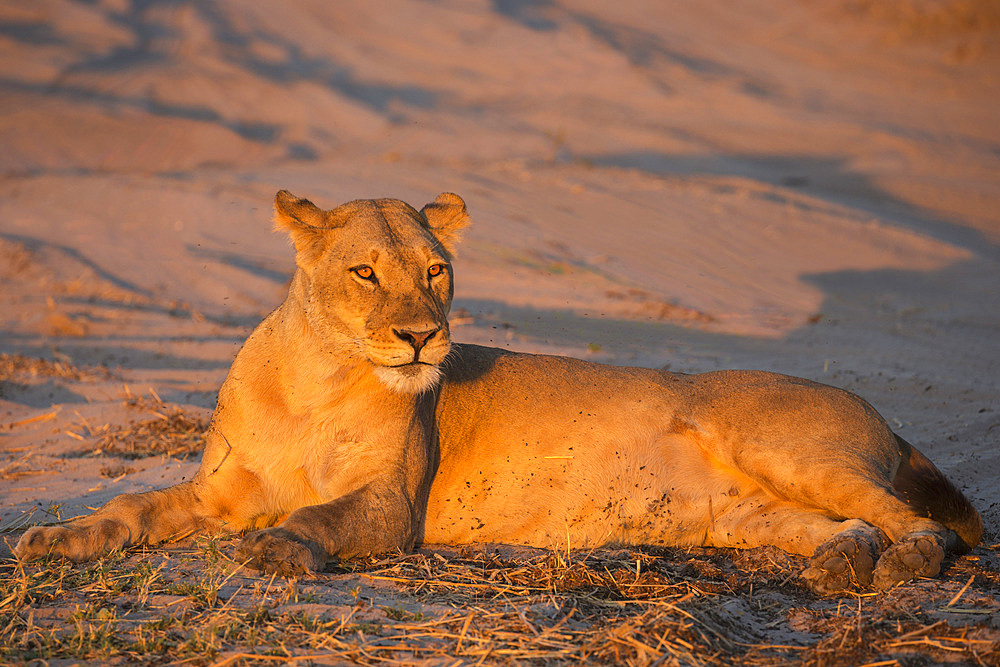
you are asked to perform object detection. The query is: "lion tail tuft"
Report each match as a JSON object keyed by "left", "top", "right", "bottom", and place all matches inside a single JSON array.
[{"left": 892, "top": 434, "right": 982, "bottom": 552}]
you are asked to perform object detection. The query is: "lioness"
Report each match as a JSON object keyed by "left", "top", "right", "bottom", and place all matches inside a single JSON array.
[{"left": 16, "top": 191, "right": 981, "bottom": 594}]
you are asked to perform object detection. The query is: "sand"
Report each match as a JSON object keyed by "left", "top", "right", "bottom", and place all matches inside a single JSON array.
[{"left": 0, "top": 0, "right": 998, "bottom": 661}]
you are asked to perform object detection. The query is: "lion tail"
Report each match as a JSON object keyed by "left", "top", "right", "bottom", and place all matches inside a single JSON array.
[{"left": 891, "top": 434, "right": 982, "bottom": 552}]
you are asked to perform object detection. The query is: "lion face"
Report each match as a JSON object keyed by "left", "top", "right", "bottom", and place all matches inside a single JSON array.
[{"left": 274, "top": 191, "right": 469, "bottom": 393}]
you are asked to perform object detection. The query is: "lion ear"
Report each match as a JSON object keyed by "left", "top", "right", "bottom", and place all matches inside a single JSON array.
[
  {"left": 420, "top": 193, "right": 469, "bottom": 256},
  {"left": 274, "top": 190, "right": 333, "bottom": 268}
]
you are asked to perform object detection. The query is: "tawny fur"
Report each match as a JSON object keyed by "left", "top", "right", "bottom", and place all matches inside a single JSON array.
[{"left": 15, "top": 191, "right": 981, "bottom": 594}]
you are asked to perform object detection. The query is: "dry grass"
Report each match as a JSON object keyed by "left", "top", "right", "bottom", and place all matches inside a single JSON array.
[
  {"left": 1, "top": 537, "right": 997, "bottom": 666},
  {"left": 69, "top": 392, "right": 210, "bottom": 460},
  {"left": 0, "top": 353, "right": 113, "bottom": 383}
]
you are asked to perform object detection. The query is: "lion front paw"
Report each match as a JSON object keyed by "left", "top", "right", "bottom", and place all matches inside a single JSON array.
[
  {"left": 801, "top": 529, "right": 885, "bottom": 595},
  {"left": 873, "top": 532, "right": 945, "bottom": 590},
  {"left": 14, "top": 519, "right": 130, "bottom": 563},
  {"left": 235, "top": 527, "right": 326, "bottom": 577}
]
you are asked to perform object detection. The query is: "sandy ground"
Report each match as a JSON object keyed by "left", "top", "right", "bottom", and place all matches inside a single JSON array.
[{"left": 0, "top": 0, "right": 998, "bottom": 662}]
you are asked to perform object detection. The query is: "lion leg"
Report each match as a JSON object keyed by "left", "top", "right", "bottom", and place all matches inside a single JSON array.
[
  {"left": 794, "top": 497, "right": 949, "bottom": 591},
  {"left": 719, "top": 434, "right": 954, "bottom": 590},
  {"left": 760, "top": 475, "right": 951, "bottom": 590},
  {"left": 235, "top": 483, "right": 419, "bottom": 576},
  {"left": 15, "top": 458, "right": 268, "bottom": 563},
  {"left": 706, "top": 494, "right": 890, "bottom": 594},
  {"left": 15, "top": 516, "right": 131, "bottom": 563},
  {"left": 15, "top": 481, "right": 213, "bottom": 563},
  {"left": 826, "top": 490, "right": 949, "bottom": 589}
]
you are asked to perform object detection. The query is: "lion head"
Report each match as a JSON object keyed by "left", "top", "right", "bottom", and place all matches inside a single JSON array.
[{"left": 273, "top": 190, "right": 469, "bottom": 393}]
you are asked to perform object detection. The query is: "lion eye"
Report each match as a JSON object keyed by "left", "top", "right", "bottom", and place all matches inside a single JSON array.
[
  {"left": 352, "top": 266, "right": 375, "bottom": 280},
  {"left": 428, "top": 263, "right": 446, "bottom": 278}
]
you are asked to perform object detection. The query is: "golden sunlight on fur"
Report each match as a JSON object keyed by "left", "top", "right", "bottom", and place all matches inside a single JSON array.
[{"left": 15, "top": 191, "right": 981, "bottom": 595}]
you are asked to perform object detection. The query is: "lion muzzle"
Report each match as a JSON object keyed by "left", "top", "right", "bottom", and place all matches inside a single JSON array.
[{"left": 393, "top": 326, "right": 441, "bottom": 362}]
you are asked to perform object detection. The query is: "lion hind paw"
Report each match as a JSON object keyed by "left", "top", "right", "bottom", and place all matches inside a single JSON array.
[
  {"left": 801, "top": 528, "right": 886, "bottom": 595},
  {"left": 873, "top": 532, "right": 945, "bottom": 590}
]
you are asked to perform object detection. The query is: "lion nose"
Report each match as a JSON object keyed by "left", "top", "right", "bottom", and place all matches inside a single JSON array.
[{"left": 393, "top": 327, "right": 440, "bottom": 357}]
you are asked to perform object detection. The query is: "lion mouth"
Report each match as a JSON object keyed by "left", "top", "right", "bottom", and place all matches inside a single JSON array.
[{"left": 387, "top": 361, "right": 435, "bottom": 371}]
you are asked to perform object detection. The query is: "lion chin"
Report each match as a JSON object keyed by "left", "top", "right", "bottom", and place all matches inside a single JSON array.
[{"left": 373, "top": 362, "right": 443, "bottom": 394}]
